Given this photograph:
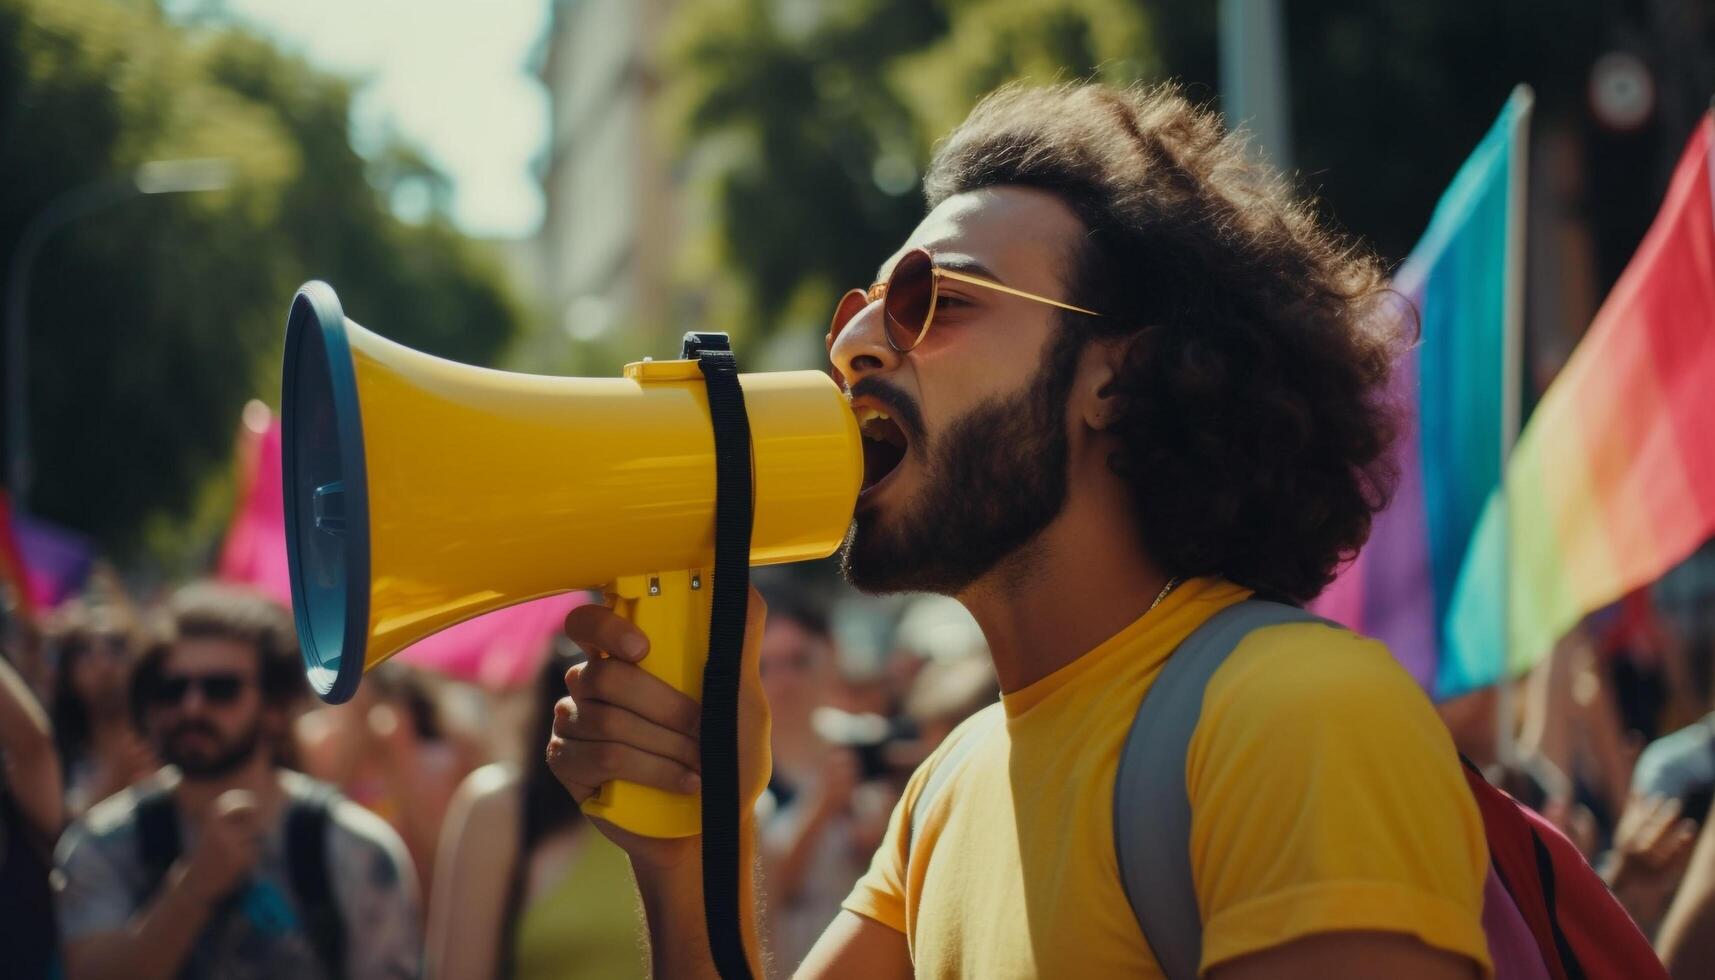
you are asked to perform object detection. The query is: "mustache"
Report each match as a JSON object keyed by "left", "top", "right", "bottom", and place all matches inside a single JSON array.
[
  {"left": 849, "top": 377, "right": 926, "bottom": 445},
  {"left": 167, "top": 720, "right": 222, "bottom": 742}
]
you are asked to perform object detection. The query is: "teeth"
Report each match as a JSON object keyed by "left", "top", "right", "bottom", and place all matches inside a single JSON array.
[{"left": 855, "top": 407, "right": 891, "bottom": 423}]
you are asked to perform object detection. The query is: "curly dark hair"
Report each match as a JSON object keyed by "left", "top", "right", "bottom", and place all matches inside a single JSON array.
[
  {"left": 128, "top": 582, "right": 304, "bottom": 730},
  {"left": 923, "top": 82, "right": 1407, "bottom": 604}
]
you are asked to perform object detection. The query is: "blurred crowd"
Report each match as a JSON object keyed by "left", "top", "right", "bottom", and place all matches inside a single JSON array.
[
  {"left": 5, "top": 544, "right": 1715, "bottom": 976},
  {"left": 0, "top": 567, "right": 1000, "bottom": 978},
  {"left": 1436, "top": 542, "right": 1715, "bottom": 972}
]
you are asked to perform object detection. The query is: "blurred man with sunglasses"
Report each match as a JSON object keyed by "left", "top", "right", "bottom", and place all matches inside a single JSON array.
[
  {"left": 53, "top": 583, "right": 420, "bottom": 979},
  {"left": 549, "top": 83, "right": 1490, "bottom": 979}
]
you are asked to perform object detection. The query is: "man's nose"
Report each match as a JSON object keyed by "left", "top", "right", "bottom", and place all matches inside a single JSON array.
[{"left": 830, "top": 300, "right": 903, "bottom": 387}]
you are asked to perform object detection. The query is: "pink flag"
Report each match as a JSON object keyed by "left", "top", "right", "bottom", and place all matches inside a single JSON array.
[
  {"left": 217, "top": 406, "right": 586, "bottom": 688},
  {"left": 218, "top": 416, "right": 292, "bottom": 606},
  {"left": 394, "top": 590, "right": 592, "bottom": 688}
]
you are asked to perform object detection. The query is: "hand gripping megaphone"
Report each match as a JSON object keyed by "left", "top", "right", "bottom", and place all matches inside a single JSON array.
[{"left": 280, "top": 281, "right": 861, "bottom": 839}]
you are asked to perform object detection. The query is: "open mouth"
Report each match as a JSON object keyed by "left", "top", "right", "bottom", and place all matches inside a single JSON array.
[{"left": 856, "top": 404, "right": 909, "bottom": 495}]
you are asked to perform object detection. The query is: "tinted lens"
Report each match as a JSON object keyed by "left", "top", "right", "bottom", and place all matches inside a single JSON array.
[
  {"left": 200, "top": 675, "right": 245, "bottom": 704},
  {"left": 828, "top": 288, "right": 869, "bottom": 344},
  {"left": 154, "top": 677, "right": 191, "bottom": 705},
  {"left": 827, "top": 288, "right": 869, "bottom": 388},
  {"left": 155, "top": 673, "right": 246, "bottom": 705},
  {"left": 884, "top": 249, "right": 935, "bottom": 351}
]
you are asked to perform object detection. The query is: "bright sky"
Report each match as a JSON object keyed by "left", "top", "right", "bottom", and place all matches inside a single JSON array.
[{"left": 215, "top": 0, "right": 551, "bottom": 239}]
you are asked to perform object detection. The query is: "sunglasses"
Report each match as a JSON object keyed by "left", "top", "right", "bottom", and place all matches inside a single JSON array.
[
  {"left": 152, "top": 672, "right": 249, "bottom": 706},
  {"left": 825, "top": 247, "right": 1103, "bottom": 380}
]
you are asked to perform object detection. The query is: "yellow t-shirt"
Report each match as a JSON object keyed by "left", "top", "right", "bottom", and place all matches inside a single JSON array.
[{"left": 841, "top": 577, "right": 1492, "bottom": 978}]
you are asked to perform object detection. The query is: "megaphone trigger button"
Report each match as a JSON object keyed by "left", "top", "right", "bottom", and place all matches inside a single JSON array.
[
  {"left": 648, "top": 577, "right": 661, "bottom": 597},
  {"left": 691, "top": 574, "right": 702, "bottom": 591}
]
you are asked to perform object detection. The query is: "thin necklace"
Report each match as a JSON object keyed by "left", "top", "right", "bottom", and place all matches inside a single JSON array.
[{"left": 1148, "top": 575, "right": 1182, "bottom": 613}]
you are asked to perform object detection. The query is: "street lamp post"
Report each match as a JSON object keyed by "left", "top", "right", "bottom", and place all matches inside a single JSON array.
[{"left": 4, "top": 158, "right": 234, "bottom": 507}]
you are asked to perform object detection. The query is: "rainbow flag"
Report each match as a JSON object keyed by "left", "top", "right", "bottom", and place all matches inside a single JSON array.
[
  {"left": 0, "top": 492, "right": 95, "bottom": 616},
  {"left": 1442, "top": 113, "right": 1715, "bottom": 694},
  {"left": 1313, "top": 89, "right": 1532, "bottom": 697}
]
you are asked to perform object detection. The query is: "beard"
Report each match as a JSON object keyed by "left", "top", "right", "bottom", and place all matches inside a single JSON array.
[
  {"left": 159, "top": 716, "right": 265, "bottom": 780},
  {"left": 841, "top": 325, "right": 1084, "bottom": 595}
]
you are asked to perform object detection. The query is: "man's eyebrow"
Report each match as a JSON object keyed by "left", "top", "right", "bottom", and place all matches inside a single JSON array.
[
  {"left": 933, "top": 256, "right": 1000, "bottom": 281},
  {"left": 873, "top": 253, "right": 1001, "bottom": 283}
]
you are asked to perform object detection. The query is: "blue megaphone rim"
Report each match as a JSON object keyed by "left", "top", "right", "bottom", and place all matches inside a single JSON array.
[{"left": 281, "top": 281, "right": 370, "bottom": 705}]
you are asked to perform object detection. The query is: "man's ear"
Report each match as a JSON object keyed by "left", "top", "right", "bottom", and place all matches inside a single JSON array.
[{"left": 1075, "top": 338, "right": 1128, "bottom": 431}]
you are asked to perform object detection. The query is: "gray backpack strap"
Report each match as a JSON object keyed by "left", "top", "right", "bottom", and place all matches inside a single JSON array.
[{"left": 1114, "top": 599, "right": 1323, "bottom": 980}]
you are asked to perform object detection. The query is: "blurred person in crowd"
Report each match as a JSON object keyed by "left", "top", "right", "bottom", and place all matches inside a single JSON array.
[
  {"left": 753, "top": 593, "right": 875, "bottom": 967},
  {"left": 888, "top": 595, "right": 995, "bottom": 757},
  {"left": 297, "top": 659, "right": 481, "bottom": 893},
  {"left": 54, "top": 582, "right": 420, "bottom": 979},
  {"left": 1632, "top": 542, "right": 1715, "bottom": 825},
  {"left": 1598, "top": 792, "right": 1698, "bottom": 941},
  {"left": 426, "top": 644, "right": 643, "bottom": 980},
  {"left": 1, "top": 622, "right": 62, "bottom": 978},
  {"left": 1501, "top": 628, "right": 1631, "bottom": 857},
  {"left": 1656, "top": 794, "right": 1715, "bottom": 977},
  {"left": 550, "top": 83, "right": 1492, "bottom": 977},
  {"left": 900, "top": 654, "right": 998, "bottom": 759},
  {"left": 3, "top": 586, "right": 51, "bottom": 700},
  {"left": 48, "top": 599, "right": 157, "bottom": 817},
  {"left": 1466, "top": 557, "right": 1714, "bottom": 939},
  {"left": 818, "top": 653, "right": 999, "bottom": 864}
]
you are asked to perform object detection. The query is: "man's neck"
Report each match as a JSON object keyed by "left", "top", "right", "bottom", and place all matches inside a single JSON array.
[
  {"left": 171, "top": 753, "right": 286, "bottom": 822},
  {"left": 958, "top": 459, "right": 1168, "bottom": 694}
]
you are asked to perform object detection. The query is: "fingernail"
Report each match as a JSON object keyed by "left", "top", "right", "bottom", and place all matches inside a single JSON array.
[
  {"left": 622, "top": 634, "right": 647, "bottom": 659},
  {"left": 682, "top": 773, "right": 701, "bottom": 793}
]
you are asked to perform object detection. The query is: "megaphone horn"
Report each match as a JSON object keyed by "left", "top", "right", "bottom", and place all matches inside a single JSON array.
[{"left": 281, "top": 280, "right": 862, "bottom": 838}]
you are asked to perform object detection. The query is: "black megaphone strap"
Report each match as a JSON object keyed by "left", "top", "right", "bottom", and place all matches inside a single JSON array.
[{"left": 695, "top": 345, "right": 757, "bottom": 980}]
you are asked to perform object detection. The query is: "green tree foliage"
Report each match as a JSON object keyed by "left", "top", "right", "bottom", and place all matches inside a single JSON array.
[
  {"left": 0, "top": 0, "right": 521, "bottom": 558},
  {"left": 660, "top": 0, "right": 1154, "bottom": 352},
  {"left": 662, "top": 0, "right": 1710, "bottom": 358}
]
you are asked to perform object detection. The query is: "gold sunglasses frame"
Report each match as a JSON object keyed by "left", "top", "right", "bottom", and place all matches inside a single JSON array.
[{"left": 831, "top": 247, "right": 1103, "bottom": 356}]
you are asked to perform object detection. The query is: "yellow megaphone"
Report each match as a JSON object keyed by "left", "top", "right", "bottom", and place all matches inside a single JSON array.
[{"left": 281, "top": 281, "right": 861, "bottom": 838}]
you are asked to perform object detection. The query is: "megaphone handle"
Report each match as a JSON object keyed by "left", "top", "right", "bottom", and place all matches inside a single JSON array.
[{"left": 580, "top": 570, "right": 711, "bottom": 839}]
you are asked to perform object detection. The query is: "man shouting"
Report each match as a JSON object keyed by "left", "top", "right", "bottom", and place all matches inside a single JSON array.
[{"left": 549, "top": 83, "right": 1490, "bottom": 980}]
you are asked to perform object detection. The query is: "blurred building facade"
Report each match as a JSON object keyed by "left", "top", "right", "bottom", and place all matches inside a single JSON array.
[{"left": 523, "top": 0, "right": 682, "bottom": 371}]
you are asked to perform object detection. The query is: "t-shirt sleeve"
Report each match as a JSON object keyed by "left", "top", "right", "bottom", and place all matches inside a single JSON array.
[
  {"left": 838, "top": 781, "right": 911, "bottom": 933},
  {"left": 54, "top": 822, "right": 138, "bottom": 941},
  {"left": 840, "top": 709, "right": 997, "bottom": 936},
  {"left": 1184, "top": 623, "right": 1493, "bottom": 977},
  {"left": 328, "top": 801, "right": 423, "bottom": 980}
]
